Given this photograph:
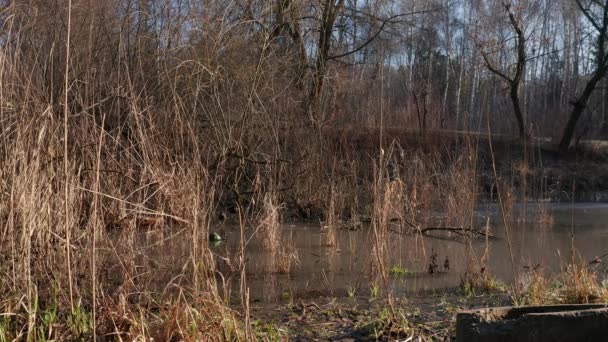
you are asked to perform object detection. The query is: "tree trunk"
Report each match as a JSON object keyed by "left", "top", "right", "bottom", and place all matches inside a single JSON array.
[
  {"left": 477, "top": 4, "right": 527, "bottom": 139},
  {"left": 558, "top": 68, "right": 607, "bottom": 152},
  {"left": 307, "top": 0, "right": 345, "bottom": 125},
  {"left": 559, "top": 0, "right": 608, "bottom": 153},
  {"left": 509, "top": 84, "right": 525, "bottom": 138}
]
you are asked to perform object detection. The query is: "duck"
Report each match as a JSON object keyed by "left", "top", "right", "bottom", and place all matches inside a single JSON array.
[{"left": 209, "top": 232, "right": 223, "bottom": 242}]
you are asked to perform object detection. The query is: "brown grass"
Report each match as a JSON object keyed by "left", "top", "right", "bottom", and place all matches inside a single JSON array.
[
  {"left": 559, "top": 262, "right": 608, "bottom": 304},
  {"left": 518, "top": 255, "right": 608, "bottom": 306},
  {"left": 257, "top": 193, "right": 281, "bottom": 253},
  {"left": 0, "top": 1, "right": 603, "bottom": 339}
]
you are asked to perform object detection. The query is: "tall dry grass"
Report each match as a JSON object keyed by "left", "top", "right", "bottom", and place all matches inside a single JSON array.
[
  {"left": 0, "top": 2, "right": 266, "bottom": 339},
  {"left": 0, "top": 1, "right": 599, "bottom": 340}
]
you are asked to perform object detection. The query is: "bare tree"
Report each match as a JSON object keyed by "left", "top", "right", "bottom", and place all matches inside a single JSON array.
[
  {"left": 559, "top": 0, "right": 608, "bottom": 152},
  {"left": 477, "top": 2, "right": 528, "bottom": 139},
  {"left": 308, "top": 0, "right": 346, "bottom": 126}
]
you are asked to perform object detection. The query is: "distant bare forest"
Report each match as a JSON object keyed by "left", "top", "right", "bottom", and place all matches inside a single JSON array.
[{"left": 2, "top": 0, "right": 608, "bottom": 148}]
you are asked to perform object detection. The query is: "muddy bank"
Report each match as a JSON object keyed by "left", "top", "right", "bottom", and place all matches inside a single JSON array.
[
  {"left": 475, "top": 138, "right": 608, "bottom": 203},
  {"left": 216, "top": 129, "right": 608, "bottom": 222},
  {"left": 247, "top": 292, "right": 509, "bottom": 341}
]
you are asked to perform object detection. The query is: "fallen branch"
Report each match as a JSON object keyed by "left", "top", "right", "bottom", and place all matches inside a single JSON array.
[
  {"left": 360, "top": 216, "right": 497, "bottom": 239},
  {"left": 384, "top": 223, "right": 498, "bottom": 240},
  {"left": 420, "top": 226, "right": 498, "bottom": 239}
]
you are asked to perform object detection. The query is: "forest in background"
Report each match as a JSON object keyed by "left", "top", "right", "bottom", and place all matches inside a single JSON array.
[{"left": 3, "top": 0, "right": 608, "bottom": 146}]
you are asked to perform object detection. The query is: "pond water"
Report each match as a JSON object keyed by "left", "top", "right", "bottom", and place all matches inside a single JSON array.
[
  {"left": 226, "top": 203, "right": 608, "bottom": 304},
  {"left": 115, "top": 203, "right": 608, "bottom": 305}
]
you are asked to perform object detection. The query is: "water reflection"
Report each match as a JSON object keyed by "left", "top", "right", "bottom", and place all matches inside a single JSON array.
[{"left": 108, "top": 203, "right": 608, "bottom": 304}]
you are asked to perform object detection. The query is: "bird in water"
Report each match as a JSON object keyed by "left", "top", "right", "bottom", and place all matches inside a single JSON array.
[
  {"left": 209, "top": 232, "right": 222, "bottom": 242},
  {"left": 444, "top": 256, "right": 450, "bottom": 271},
  {"left": 428, "top": 249, "right": 438, "bottom": 274}
]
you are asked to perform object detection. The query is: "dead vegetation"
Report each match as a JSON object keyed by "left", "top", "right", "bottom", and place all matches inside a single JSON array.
[
  {"left": 1, "top": 0, "right": 608, "bottom": 340},
  {"left": 518, "top": 255, "right": 608, "bottom": 306}
]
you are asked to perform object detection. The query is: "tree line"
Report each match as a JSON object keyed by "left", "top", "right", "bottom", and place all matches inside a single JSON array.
[{"left": 2, "top": 0, "right": 608, "bottom": 152}]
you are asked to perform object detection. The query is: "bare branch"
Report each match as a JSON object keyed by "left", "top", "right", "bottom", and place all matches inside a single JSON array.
[
  {"left": 328, "top": 9, "right": 441, "bottom": 60},
  {"left": 479, "top": 50, "right": 513, "bottom": 83},
  {"left": 576, "top": 0, "right": 602, "bottom": 32}
]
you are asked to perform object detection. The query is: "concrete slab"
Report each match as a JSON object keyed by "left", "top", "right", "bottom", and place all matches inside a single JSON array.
[{"left": 456, "top": 304, "right": 608, "bottom": 342}]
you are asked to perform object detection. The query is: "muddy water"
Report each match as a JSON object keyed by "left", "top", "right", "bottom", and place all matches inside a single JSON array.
[
  {"left": 218, "top": 203, "right": 608, "bottom": 303},
  {"left": 116, "top": 204, "right": 608, "bottom": 304}
]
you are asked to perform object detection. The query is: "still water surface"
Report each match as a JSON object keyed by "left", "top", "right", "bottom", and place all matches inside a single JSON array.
[{"left": 119, "top": 203, "right": 608, "bottom": 304}]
